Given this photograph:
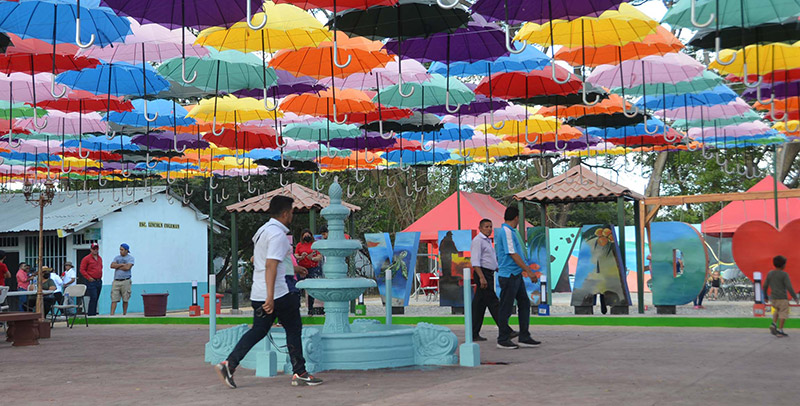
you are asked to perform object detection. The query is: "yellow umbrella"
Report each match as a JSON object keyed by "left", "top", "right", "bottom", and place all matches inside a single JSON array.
[
  {"left": 566, "top": 147, "right": 628, "bottom": 157},
  {"left": 710, "top": 42, "right": 800, "bottom": 77},
  {"left": 194, "top": 1, "right": 332, "bottom": 53},
  {"left": 514, "top": 3, "right": 659, "bottom": 48},
  {"left": 49, "top": 156, "right": 103, "bottom": 169},
  {"left": 476, "top": 115, "right": 561, "bottom": 136},
  {"left": 460, "top": 141, "right": 522, "bottom": 163},
  {"left": 188, "top": 95, "right": 282, "bottom": 134}
]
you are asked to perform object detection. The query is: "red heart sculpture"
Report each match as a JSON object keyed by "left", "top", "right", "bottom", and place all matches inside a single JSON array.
[{"left": 732, "top": 219, "right": 800, "bottom": 289}]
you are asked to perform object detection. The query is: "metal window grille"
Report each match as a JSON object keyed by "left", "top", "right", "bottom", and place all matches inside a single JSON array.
[
  {"left": 25, "top": 234, "right": 67, "bottom": 271},
  {"left": 0, "top": 236, "right": 19, "bottom": 247},
  {"left": 72, "top": 234, "right": 98, "bottom": 246}
]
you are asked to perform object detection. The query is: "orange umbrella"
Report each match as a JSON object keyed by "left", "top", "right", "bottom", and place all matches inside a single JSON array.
[
  {"left": 500, "top": 125, "right": 584, "bottom": 144},
  {"left": 318, "top": 150, "right": 382, "bottom": 170},
  {"left": 269, "top": 34, "right": 393, "bottom": 79},
  {"left": 538, "top": 94, "right": 630, "bottom": 118},
  {"left": 555, "top": 27, "right": 683, "bottom": 68},
  {"left": 280, "top": 88, "right": 376, "bottom": 122}
]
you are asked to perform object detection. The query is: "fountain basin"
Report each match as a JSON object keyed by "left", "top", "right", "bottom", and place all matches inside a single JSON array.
[
  {"left": 295, "top": 277, "right": 375, "bottom": 302},
  {"left": 205, "top": 320, "right": 458, "bottom": 374}
]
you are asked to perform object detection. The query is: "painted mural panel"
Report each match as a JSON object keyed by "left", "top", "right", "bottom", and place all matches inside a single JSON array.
[
  {"left": 570, "top": 225, "right": 631, "bottom": 308},
  {"left": 527, "top": 227, "right": 581, "bottom": 293},
  {"left": 365, "top": 232, "right": 421, "bottom": 306},
  {"left": 438, "top": 230, "right": 472, "bottom": 307},
  {"left": 650, "top": 222, "right": 709, "bottom": 306}
]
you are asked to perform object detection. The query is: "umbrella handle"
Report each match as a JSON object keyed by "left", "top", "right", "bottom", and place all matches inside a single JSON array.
[
  {"left": 145, "top": 153, "right": 159, "bottom": 169},
  {"left": 209, "top": 174, "right": 219, "bottom": 189},
  {"left": 768, "top": 102, "right": 785, "bottom": 121},
  {"left": 185, "top": 182, "right": 193, "bottom": 196},
  {"left": 621, "top": 102, "right": 639, "bottom": 118},
  {"left": 551, "top": 60, "right": 571, "bottom": 85},
  {"left": 105, "top": 121, "right": 117, "bottom": 140},
  {"left": 581, "top": 82, "right": 600, "bottom": 106},
  {"left": 50, "top": 76, "right": 67, "bottom": 99},
  {"left": 363, "top": 149, "right": 376, "bottom": 163},
  {"left": 75, "top": 15, "right": 95, "bottom": 49},
  {"left": 97, "top": 173, "right": 107, "bottom": 187},
  {"left": 247, "top": 180, "right": 257, "bottom": 194},
  {"left": 690, "top": 0, "right": 714, "bottom": 28},
  {"left": 397, "top": 78, "right": 415, "bottom": 98},
  {"left": 755, "top": 87, "right": 774, "bottom": 105},
  {"left": 78, "top": 141, "right": 90, "bottom": 159},
  {"left": 246, "top": 1, "right": 267, "bottom": 30},
  {"left": 262, "top": 88, "right": 279, "bottom": 111},
  {"left": 181, "top": 58, "right": 198, "bottom": 84},
  {"left": 713, "top": 37, "right": 736, "bottom": 66},
  {"left": 436, "top": 0, "right": 459, "bottom": 9},
  {"left": 490, "top": 108, "right": 505, "bottom": 130},
  {"left": 33, "top": 108, "right": 48, "bottom": 130},
  {"left": 95, "top": 187, "right": 105, "bottom": 203},
  {"left": 280, "top": 152, "right": 292, "bottom": 169},
  {"left": 385, "top": 174, "right": 396, "bottom": 187},
  {"left": 332, "top": 104, "right": 348, "bottom": 124},
  {"left": 112, "top": 188, "right": 121, "bottom": 202},
  {"left": 504, "top": 25, "right": 525, "bottom": 55},
  {"left": 211, "top": 117, "right": 225, "bottom": 136},
  {"left": 346, "top": 184, "right": 356, "bottom": 198},
  {"left": 143, "top": 101, "right": 159, "bottom": 122},
  {"left": 173, "top": 133, "right": 187, "bottom": 153},
  {"left": 355, "top": 167, "right": 366, "bottom": 182},
  {"left": 420, "top": 138, "right": 433, "bottom": 152},
  {"left": 167, "top": 169, "right": 177, "bottom": 184},
  {"left": 741, "top": 63, "right": 763, "bottom": 88},
  {"left": 280, "top": 172, "right": 289, "bottom": 187},
  {"left": 332, "top": 42, "right": 352, "bottom": 69},
  {"left": 444, "top": 91, "right": 460, "bottom": 114},
  {"left": 377, "top": 121, "right": 395, "bottom": 140},
  {"left": 643, "top": 118, "right": 661, "bottom": 135},
  {"left": 241, "top": 173, "right": 250, "bottom": 182},
  {"left": 784, "top": 118, "right": 800, "bottom": 133}
]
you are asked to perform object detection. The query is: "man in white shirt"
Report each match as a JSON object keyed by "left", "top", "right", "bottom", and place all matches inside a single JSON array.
[
  {"left": 470, "top": 219, "right": 516, "bottom": 342},
  {"left": 215, "top": 196, "right": 323, "bottom": 389},
  {"left": 62, "top": 262, "right": 76, "bottom": 290}
]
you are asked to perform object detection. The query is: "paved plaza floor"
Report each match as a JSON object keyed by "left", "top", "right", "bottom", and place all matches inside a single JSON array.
[{"left": 2, "top": 323, "right": 799, "bottom": 406}]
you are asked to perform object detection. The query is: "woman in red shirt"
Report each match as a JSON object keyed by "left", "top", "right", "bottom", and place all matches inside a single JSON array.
[{"left": 294, "top": 229, "right": 323, "bottom": 315}]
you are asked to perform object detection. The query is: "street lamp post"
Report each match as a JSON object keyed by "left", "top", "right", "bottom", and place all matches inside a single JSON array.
[{"left": 23, "top": 179, "right": 56, "bottom": 319}]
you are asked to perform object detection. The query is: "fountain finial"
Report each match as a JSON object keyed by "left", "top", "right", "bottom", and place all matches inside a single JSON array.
[{"left": 329, "top": 177, "right": 342, "bottom": 204}]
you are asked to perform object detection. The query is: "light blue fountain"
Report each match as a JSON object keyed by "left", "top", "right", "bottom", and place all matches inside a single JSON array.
[{"left": 205, "top": 178, "right": 458, "bottom": 374}]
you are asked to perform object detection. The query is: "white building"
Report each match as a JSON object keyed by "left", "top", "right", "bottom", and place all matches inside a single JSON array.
[{"left": 0, "top": 187, "right": 222, "bottom": 315}]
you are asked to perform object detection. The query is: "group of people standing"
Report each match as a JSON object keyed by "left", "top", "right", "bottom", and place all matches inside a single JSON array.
[{"left": 470, "top": 206, "right": 542, "bottom": 349}]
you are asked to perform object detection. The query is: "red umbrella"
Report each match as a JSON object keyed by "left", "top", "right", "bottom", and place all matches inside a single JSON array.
[
  {"left": 345, "top": 104, "right": 413, "bottom": 125},
  {"left": 34, "top": 90, "right": 134, "bottom": 113},
  {"left": 57, "top": 150, "right": 123, "bottom": 161},
  {"left": 0, "top": 52, "right": 100, "bottom": 74},
  {"left": 4, "top": 33, "right": 79, "bottom": 56},
  {"left": 203, "top": 127, "right": 281, "bottom": 150},
  {"left": 475, "top": 66, "right": 581, "bottom": 100}
]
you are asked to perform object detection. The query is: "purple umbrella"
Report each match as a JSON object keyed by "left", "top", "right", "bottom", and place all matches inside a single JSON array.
[
  {"left": 529, "top": 139, "right": 590, "bottom": 151},
  {"left": 131, "top": 131, "right": 210, "bottom": 151},
  {"left": 471, "top": 0, "right": 626, "bottom": 24},
  {"left": 322, "top": 135, "right": 398, "bottom": 150},
  {"left": 742, "top": 81, "right": 800, "bottom": 101},
  {"left": 383, "top": 15, "right": 507, "bottom": 63},
  {"left": 426, "top": 93, "right": 509, "bottom": 115},
  {"left": 233, "top": 70, "right": 325, "bottom": 98},
  {"left": 99, "top": 0, "right": 264, "bottom": 30}
]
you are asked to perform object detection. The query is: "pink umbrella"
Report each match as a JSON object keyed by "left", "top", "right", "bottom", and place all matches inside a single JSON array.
[
  {"left": 316, "top": 58, "right": 430, "bottom": 90},
  {"left": 436, "top": 133, "right": 503, "bottom": 150},
  {"left": 0, "top": 139, "right": 62, "bottom": 153},
  {"left": 214, "top": 166, "right": 270, "bottom": 176},
  {"left": 243, "top": 112, "right": 325, "bottom": 127},
  {"left": 0, "top": 73, "right": 70, "bottom": 103},
  {"left": 283, "top": 138, "right": 319, "bottom": 151},
  {"left": 17, "top": 111, "right": 106, "bottom": 135},
  {"left": 441, "top": 104, "right": 530, "bottom": 126},
  {"left": 660, "top": 99, "right": 752, "bottom": 121},
  {"left": 77, "top": 20, "right": 209, "bottom": 63},
  {"left": 587, "top": 53, "right": 704, "bottom": 88},
  {"left": 688, "top": 121, "right": 774, "bottom": 139}
]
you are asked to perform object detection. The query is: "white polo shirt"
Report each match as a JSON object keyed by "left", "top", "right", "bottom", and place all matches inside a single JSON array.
[{"left": 250, "top": 218, "right": 292, "bottom": 302}]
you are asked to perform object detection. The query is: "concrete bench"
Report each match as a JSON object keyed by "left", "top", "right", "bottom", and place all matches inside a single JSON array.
[{"left": 1, "top": 312, "right": 47, "bottom": 346}]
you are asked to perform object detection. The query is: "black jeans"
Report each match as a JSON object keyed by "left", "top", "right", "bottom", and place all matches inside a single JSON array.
[
  {"left": 472, "top": 267, "right": 500, "bottom": 337},
  {"left": 693, "top": 284, "right": 708, "bottom": 306},
  {"left": 226, "top": 293, "right": 306, "bottom": 375},
  {"left": 497, "top": 273, "right": 531, "bottom": 342},
  {"left": 86, "top": 280, "right": 102, "bottom": 316}
]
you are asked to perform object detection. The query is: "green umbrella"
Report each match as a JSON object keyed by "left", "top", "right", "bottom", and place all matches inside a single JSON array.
[
  {"left": 673, "top": 110, "right": 762, "bottom": 129},
  {"left": 283, "top": 121, "right": 361, "bottom": 141},
  {"left": 373, "top": 74, "right": 475, "bottom": 109},
  {"left": 157, "top": 49, "right": 277, "bottom": 93},
  {"left": 662, "top": 0, "right": 800, "bottom": 30},
  {"left": 0, "top": 101, "right": 47, "bottom": 120},
  {"left": 612, "top": 71, "right": 725, "bottom": 96},
  {"left": 285, "top": 145, "right": 350, "bottom": 161}
]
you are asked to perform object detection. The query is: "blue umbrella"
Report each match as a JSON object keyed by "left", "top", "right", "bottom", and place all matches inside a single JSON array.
[
  {"left": 63, "top": 135, "right": 140, "bottom": 151},
  {"left": 133, "top": 160, "right": 198, "bottom": 171},
  {"left": 0, "top": 0, "right": 131, "bottom": 48},
  {"left": 56, "top": 62, "right": 171, "bottom": 97},
  {"left": 107, "top": 99, "right": 195, "bottom": 128},
  {"left": 0, "top": 151, "right": 60, "bottom": 162},
  {"left": 586, "top": 119, "right": 681, "bottom": 141},
  {"left": 398, "top": 123, "right": 475, "bottom": 143},
  {"left": 428, "top": 44, "right": 550, "bottom": 77},
  {"left": 384, "top": 149, "right": 453, "bottom": 165},
  {"left": 636, "top": 86, "right": 739, "bottom": 111}
]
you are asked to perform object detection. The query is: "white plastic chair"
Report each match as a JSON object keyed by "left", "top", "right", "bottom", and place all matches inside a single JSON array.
[{"left": 50, "top": 284, "right": 88, "bottom": 328}]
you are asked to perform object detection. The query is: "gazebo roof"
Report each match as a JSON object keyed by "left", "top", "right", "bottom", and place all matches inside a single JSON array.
[
  {"left": 514, "top": 165, "right": 644, "bottom": 204},
  {"left": 225, "top": 182, "right": 360, "bottom": 213}
]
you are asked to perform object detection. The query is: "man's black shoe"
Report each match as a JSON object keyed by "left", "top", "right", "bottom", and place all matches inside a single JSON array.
[
  {"left": 509, "top": 330, "right": 519, "bottom": 339},
  {"left": 473, "top": 334, "right": 487, "bottom": 341},
  {"left": 496, "top": 340, "right": 519, "bottom": 349},
  {"left": 215, "top": 361, "right": 237, "bottom": 389},
  {"left": 517, "top": 337, "right": 541, "bottom": 347}
]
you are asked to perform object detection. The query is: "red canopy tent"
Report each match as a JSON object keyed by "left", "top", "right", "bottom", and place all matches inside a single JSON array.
[
  {"left": 403, "top": 191, "right": 532, "bottom": 242},
  {"left": 701, "top": 176, "right": 800, "bottom": 236}
]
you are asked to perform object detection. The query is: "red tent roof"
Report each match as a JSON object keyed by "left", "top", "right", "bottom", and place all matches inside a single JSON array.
[
  {"left": 701, "top": 176, "right": 800, "bottom": 235},
  {"left": 403, "top": 191, "right": 532, "bottom": 241}
]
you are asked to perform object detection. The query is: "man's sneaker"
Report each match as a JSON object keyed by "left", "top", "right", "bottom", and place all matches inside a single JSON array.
[
  {"left": 472, "top": 334, "right": 487, "bottom": 342},
  {"left": 215, "top": 361, "right": 237, "bottom": 389},
  {"left": 509, "top": 330, "right": 519, "bottom": 339},
  {"left": 770, "top": 323, "right": 778, "bottom": 336},
  {"left": 292, "top": 372, "right": 323, "bottom": 386},
  {"left": 777, "top": 330, "right": 789, "bottom": 338},
  {"left": 517, "top": 337, "right": 541, "bottom": 347},
  {"left": 496, "top": 340, "right": 519, "bottom": 349}
]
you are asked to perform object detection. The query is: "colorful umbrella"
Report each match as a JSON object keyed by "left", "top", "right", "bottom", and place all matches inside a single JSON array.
[
  {"left": 55, "top": 62, "right": 171, "bottom": 97},
  {"left": 100, "top": 0, "right": 264, "bottom": 30},
  {"left": 280, "top": 88, "right": 376, "bottom": 121},
  {"left": 269, "top": 34, "right": 393, "bottom": 79}
]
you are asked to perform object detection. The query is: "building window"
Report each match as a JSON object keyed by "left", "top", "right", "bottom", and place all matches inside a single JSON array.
[
  {"left": 0, "top": 236, "right": 18, "bottom": 247},
  {"left": 73, "top": 234, "right": 98, "bottom": 246},
  {"left": 25, "top": 235, "right": 67, "bottom": 272}
]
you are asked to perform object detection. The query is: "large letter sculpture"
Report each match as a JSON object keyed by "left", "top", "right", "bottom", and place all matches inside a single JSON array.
[
  {"left": 438, "top": 230, "right": 473, "bottom": 307},
  {"left": 649, "top": 222, "right": 708, "bottom": 313},
  {"left": 732, "top": 219, "right": 800, "bottom": 289},
  {"left": 365, "top": 232, "right": 421, "bottom": 307},
  {"left": 570, "top": 225, "right": 631, "bottom": 314}
]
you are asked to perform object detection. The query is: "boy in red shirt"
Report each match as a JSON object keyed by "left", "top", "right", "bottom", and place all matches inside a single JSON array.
[{"left": 294, "top": 229, "right": 323, "bottom": 315}]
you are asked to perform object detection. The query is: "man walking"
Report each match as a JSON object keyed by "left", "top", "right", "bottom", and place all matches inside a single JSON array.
[
  {"left": 494, "top": 206, "right": 540, "bottom": 349},
  {"left": 110, "top": 243, "right": 134, "bottom": 316},
  {"left": 215, "top": 196, "right": 322, "bottom": 388},
  {"left": 470, "top": 219, "right": 515, "bottom": 341},
  {"left": 763, "top": 255, "right": 799, "bottom": 337},
  {"left": 80, "top": 243, "right": 103, "bottom": 316}
]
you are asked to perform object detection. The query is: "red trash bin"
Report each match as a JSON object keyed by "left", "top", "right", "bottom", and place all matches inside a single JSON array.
[
  {"left": 202, "top": 293, "right": 224, "bottom": 315},
  {"left": 142, "top": 293, "right": 169, "bottom": 317}
]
